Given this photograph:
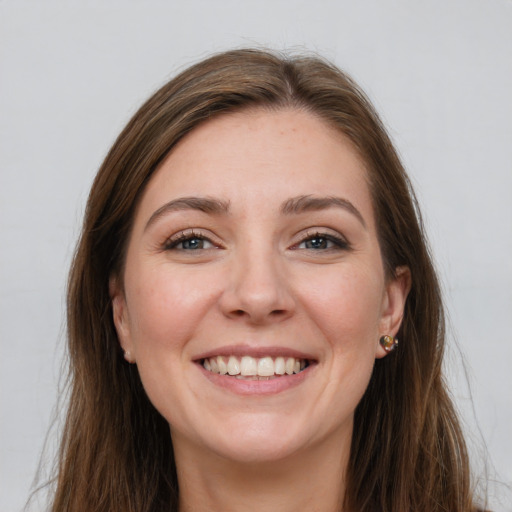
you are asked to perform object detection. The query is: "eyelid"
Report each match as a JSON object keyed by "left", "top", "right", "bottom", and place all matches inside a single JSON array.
[
  {"left": 290, "top": 229, "right": 351, "bottom": 251},
  {"left": 163, "top": 229, "right": 222, "bottom": 250}
]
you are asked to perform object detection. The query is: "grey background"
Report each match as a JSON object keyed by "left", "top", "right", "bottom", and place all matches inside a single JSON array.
[{"left": 1, "top": 1, "right": 511, "bottom": 510}]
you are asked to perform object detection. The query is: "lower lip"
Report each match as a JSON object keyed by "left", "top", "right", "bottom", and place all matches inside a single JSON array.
[{"left": 196, "top": 363, "right": 316, "bottom": 395}]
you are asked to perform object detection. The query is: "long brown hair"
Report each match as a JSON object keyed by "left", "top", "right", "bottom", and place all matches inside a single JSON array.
[{"left": 51, "top": 49, "right": 482, "bottom": 511}]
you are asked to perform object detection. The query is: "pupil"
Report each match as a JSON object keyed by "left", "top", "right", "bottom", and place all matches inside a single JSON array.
[
  {"left": 184, "top": 238, "right": 202, "bottom": 249},
  {"left": 309, "top": 237, "right": 326, "bottom": 249}
]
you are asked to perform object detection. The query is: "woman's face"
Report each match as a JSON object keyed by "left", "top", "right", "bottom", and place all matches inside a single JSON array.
[{"left": 111, "top": 108, "right": 409, "bottom": 464}]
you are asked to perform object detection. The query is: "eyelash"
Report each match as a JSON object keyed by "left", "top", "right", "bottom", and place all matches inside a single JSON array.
[
  {"left": 164, "top": 230, "right": 216, "bottom": 251},
  {"left": 163, "top": 230, "right": 350, "bottom": 252},
  {"left": 294, "top": 231, "right": 350, "bottom": 251}
]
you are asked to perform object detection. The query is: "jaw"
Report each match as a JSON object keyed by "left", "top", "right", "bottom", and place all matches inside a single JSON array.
[{"left": 171, "top": 387, "right": 356, "bottom": 467}]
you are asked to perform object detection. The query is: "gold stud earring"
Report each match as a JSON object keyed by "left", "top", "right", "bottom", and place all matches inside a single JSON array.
[{"left": 379, "top": 335, "right": 398, "bottom": 353}]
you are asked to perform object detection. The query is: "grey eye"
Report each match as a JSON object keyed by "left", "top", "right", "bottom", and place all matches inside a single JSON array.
[
  {"left": 302, "top": 237, "right": 332, "bottom": 249},
  {"left": 166, "top": 234, "right": 215, "bottom": 251},
  {"left": 179, "top": 237, "right": 213, "bottom": 250},
  {"left": 295, "top": 232, "right": 350, "bottom": 252}
]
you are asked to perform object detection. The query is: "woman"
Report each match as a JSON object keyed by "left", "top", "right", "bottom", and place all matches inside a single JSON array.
[{"left": 51, "top": 49, "right": 484, "bottom": 511}]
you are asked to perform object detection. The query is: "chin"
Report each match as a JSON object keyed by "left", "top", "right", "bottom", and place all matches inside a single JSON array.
[
  {"left": 194, "top": 414, "right": 319, "bottom": 464},
  {"left": 214, "top": 436, "right": 304, "bottom": 464}
]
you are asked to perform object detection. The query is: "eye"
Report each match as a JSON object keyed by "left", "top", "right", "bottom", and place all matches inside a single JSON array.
[
  {"left": 164, "top": 231, "right": 215, "bottom": 251},
  {"left": 178, "top": 237, "right": 213, "bottom": 250},
  {"left": 300, "top": 236, "right": 333, "bottom": 250},
  {"left": 295, "top": 232, "right": 350, "bottom": 251}
]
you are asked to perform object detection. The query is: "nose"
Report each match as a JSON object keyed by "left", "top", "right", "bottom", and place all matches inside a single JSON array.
[{"left": 219, "top": 244, "right": 295, "bottom": 325}]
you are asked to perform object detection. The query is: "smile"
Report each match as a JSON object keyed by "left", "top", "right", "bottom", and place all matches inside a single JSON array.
[{"left": 202, "top": 355, "right": 309, "bottom": 380}]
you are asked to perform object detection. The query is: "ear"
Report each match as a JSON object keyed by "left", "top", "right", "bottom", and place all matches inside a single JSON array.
[
  {"left": 109, "top": 276, "right": 136, "bottom": 363},
  {"left": 375, "top": 266, "right": 411, "bottom": 359}
]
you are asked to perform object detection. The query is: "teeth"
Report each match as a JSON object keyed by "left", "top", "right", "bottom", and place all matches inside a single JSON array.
[
  {"left": 241, "top": 356, "right": 258, "bottom": 376},
  {"left": 203, "top": 355, "right": 308, "bottom": 377},
  {"left": 235, "top": 375, "right": 274, "bottom": 381},
  {"left": 285, "top": 357, "right": 295, "bottom": 375},
  {"left": 258, "top": 357, "right": 274, "bottom": 377},
  {"left": 275, "top": 357, "right": 285, "bottom": 375},
  {"left": 217, "top": 356, "right": 228, "bottom": 375},
  {"left": 227, "top": 356, "right": 240, "bottom": 375}
]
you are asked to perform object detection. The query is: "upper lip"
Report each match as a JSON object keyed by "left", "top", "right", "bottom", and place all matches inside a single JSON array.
[{"left": 193, "top": 345, "right": 318, "bottom": 362}]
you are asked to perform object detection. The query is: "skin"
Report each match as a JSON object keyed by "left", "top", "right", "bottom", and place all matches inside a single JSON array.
[{"left": 111, "top": 108, "right": 410, "bottom": 511}]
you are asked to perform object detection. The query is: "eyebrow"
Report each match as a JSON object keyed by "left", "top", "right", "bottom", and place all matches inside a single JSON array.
[
  {"left": 144, "top": 196, "right": 231, "bottom": 231},
  {"left": 145, "top": 193, "right": 366, "bottom": 231},
  {"left": 281, "top": 195, "right": 367, "bottom": 228}
]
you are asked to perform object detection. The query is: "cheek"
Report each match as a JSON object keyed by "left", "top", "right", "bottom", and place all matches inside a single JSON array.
[
  {"left": 297, "top": 264, "right": 385, "bottom": 348},
  {"left": 123, "top": 267, "right": 220, "bottom": 424},
  {"left": 125, "top": 265, "right": 219, "bottom": 355}
]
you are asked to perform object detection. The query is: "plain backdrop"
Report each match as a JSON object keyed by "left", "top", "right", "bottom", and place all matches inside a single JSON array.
[{"left": 1, "top": 1, "right": 511, "bottom": 511}]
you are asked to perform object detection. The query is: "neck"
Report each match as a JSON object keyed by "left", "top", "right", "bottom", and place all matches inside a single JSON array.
[{"left": 174, "top": 431, "right": 351, "bottom": 512}]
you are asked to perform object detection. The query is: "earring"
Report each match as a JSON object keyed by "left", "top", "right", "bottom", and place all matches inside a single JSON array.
[
  {"left": 379, "top": 335, "right": 398, "bottom": 353},
  {"left": 123, "top": 350, "right": 134, "bottom": 363}
]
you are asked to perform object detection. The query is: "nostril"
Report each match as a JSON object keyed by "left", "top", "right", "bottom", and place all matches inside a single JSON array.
[{"left": 232, "top": 309, "right": 286, "bottom": 317}]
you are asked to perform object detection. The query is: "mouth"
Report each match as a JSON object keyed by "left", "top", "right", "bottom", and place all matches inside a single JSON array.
[{"left": 201, "top": 355, "right": 311, "bottom": 380}]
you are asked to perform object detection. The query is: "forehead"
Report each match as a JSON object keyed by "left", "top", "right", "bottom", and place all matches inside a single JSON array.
[{"left": 137, "top": 108, "right": 375, "bottom": 227}]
